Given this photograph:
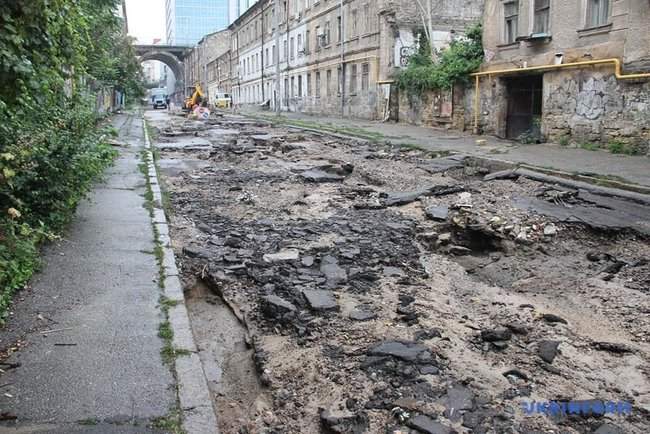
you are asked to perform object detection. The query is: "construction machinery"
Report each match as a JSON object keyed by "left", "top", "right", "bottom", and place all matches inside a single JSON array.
[{"left": 183, "top": 83, "right": 204, "bottom": 111}]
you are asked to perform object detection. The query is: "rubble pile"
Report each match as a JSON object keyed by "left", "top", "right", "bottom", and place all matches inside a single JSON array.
[{"left": 147, "top": 112, "right": 650, "bottom": 434}]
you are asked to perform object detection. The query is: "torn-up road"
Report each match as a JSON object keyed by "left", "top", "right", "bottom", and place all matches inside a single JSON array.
[{"left": 145, "top": 110, "right": 650, "bottom": 434}]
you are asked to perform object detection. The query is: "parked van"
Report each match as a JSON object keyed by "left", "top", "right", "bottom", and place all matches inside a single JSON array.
[{"left": 214, "top": 93, "right": 232, "bottom": 109}]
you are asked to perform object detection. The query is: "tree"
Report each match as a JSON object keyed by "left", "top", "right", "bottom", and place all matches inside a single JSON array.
[{"left": 413, "top": 0, "right": 442, "bottom": 60}]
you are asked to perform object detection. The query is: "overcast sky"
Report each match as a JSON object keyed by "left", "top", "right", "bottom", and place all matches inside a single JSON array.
[{"left": 126, "top": 0, "right": 166, "bottom": 44}]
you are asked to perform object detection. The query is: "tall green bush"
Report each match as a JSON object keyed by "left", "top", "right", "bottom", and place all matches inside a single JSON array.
[
  {"left": 397, "top": 24, "right": 484, "bottom": 96},
  {"left": 0, "top": 0, "right": 144, "bottom": 321}
]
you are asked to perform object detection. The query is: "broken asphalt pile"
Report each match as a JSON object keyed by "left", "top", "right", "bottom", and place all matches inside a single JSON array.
[{"left": 147, "top": 111, "right": 650, "bottom": 434}]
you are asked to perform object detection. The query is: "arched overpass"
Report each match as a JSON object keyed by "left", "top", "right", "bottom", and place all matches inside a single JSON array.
[{"left": 135, "top": 45, "right": 191, "bottom": 93}]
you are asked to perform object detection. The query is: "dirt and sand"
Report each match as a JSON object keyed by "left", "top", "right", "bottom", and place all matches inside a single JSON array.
[{"left": 146, "top": 110, "right": 650, "bottom": 434}]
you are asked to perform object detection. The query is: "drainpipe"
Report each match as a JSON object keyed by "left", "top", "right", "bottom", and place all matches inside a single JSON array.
[
  {"left": 274, "top": 0, "right": 281, "bottom": 113},
  {"left": 471, "top": 58, "right": 650, "bottom": 133},
  {"left": 261, "top": 7, "right": 265, "bottom": 102},
  {"left": 340, "top": 0, "right": 345, "bottom": 118}
]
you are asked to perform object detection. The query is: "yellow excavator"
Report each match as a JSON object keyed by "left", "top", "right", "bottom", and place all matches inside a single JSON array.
[{"left": 183, "top": 83, "right": 205, "bottom": 112}]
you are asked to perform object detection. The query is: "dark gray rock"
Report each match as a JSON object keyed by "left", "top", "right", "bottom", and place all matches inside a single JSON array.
[
  {"left": 419, "top": 365, "right": 439, "bottom": 375},
  {"left": 302, "top": 256, "right": 315, "bottom": 267},
  {"left": 303, "top": 290, "right": 338, "bottom": 311},
  {"left": 300, "top": 164, "right": 353, "bottom": 183},
  {"left": 443, "top": 384, "right": 475, "bottom": 421},
  {"left": 481, "top": 328, "right": 512, "bottom": 342},
  {"left": 541, "top": 313, "right": 568, "bottom": 324},
  {"left": 368, "top": 340, "right": 430, "bottom": 362},
  {"left": 301, "top": 168, "right": 345, "bottom": 183},
  {"left": 425, "top": 205, "right": 449, "bottom": 221},
  {"left": 182, "top": 246, "right": 211, "bottom": 259},
  {"left": 538, "top": 340, "right": 560, "bottom": 364},
  {"left": 320, "top": 409, "right": 368, "bottom": 434},
  {"left": 262, "top": 295, "right": 297, "bottom": 318},
  {"left": 504, "top": 322, "right": 529, "bottom": 335},
  {"left": 594, "top": 423, "right": 626, "bottom": 434},
  {"left": 383, "top": 266, "right": 405, "bottom": 277},
  {"left": 407, "top": 414, "right": 456, "bottom": 434},
  {"left": 449, "top": 245, "right": 472, "bottom": 256},
  {"left": 349, "top": 308, "right": 377, "bottom": 321},
  {"left": 320, "top": 256, "right": 347, "bottom": 286},
  {"left": 382, "top": 190, "right": 429, "bottom": 207},
  {"left": 593, "top": 341, "right": 633, "bottom": 354},
  {"left": 419, "top": 155, "right": 467, "bottom": 174}
]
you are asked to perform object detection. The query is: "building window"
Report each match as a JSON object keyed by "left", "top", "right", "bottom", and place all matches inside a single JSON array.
[
  {"left": 297, "top": 34, "right": 302, "bottom": 54},
  {"left": 315, "top": 26, "right": 321, "bottom": 51},
  {"left": 284, "top": 78, "right": 289, "bottom": 101},
  {"left": 533, "top": 0, "right": 550, "bottom": 34},
  {"left": 273, "top": 45, "right": 277, "bottom": 65},
  {"left": 305, "top": 30, "right": 310, "bottom": 53},
  {"left": 291, "top": 76, "right": 295, "bottom": 97},
  {"left": 337, "top": 16, "right": 342, "bottom": 42},
  {"left": 315, "top": 71, "right": 321, "bottom": 97},
  {"left": 364, "top": 3, "right": 370, "bottom": 33},
  {"left": 325, "top": 21, "right": 331, "bottom": 45},
  {"left": 266, "top": 48, "right": 270, "bottom": 66},
  {"left": 307, "top": 73, "right": 312, "bottom": 96},
  {"left": 337, "top": 67, "right": 342, "bottom": 94},
  {"left": 350, "top": 64, "right": 357, "bottom": 94},
  {"left": 290, "top": 37, "right": 295, "bottom": 60},
  {"left": 503, "top": 1, "right": 519, "bottom": 44},
  {"left": 351, "top": 9, "right": 358, "bottom": 36},
  {"left": 361, "top": 63, "right": 369, "bottom": 91},
  {"left": 298, "top": 75, "right": 303, "bottom": 97},
  {"left": 587, "top": 0, "right": 609, "bottom": 27},
  {"left": 284, "top": 39, "right": 288, "bottom": 60},
  {"left": 326, "top": 69, "right": 332, "bottom": 96}
]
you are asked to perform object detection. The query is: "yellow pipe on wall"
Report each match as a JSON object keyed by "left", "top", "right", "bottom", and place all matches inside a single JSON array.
[{"left": 470, "top": 58, "right": 650, "bottom": 132}]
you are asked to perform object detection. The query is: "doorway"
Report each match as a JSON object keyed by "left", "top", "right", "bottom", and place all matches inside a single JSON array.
[{"left": 505, "top": 75, "right": 543, "bottom": 140}]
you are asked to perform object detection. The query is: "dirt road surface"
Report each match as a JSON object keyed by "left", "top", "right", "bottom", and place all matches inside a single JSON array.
[{"left": 145, "top": 109, "right": 650, "bottom": 434}]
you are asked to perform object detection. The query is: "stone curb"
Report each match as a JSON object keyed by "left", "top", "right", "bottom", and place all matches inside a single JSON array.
[{"left": 142, "top": 118, "right": 219, "bottom": 434}]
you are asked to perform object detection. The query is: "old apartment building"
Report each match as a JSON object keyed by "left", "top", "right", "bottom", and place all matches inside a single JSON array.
[
  {"left": 228, "top": 0, "right": 483, "bottom": 119},
  {"left": 184, "top": 29, "right": 231, "bottom": 98},
  {"left": 474, "top": 0, "right": 650, "bottom": 147}
]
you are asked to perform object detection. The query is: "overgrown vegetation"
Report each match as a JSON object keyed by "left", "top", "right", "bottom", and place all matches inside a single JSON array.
[
  {"left": 607, "top": 140, "right": 645, "bottom": 155},
  {"left": 0, "top": 0, "right": 145, "bottom": 321},
  {"left": 396, "top": 24, "right": 483, "bottom": 96}
]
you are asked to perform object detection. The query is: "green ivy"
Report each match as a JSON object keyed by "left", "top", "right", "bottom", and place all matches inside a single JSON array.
[
  {"left": 0, "top": 0, "right": 143, "bottom": 322},
  {"left": 397, "top": 24, "right": 484, "bottom": 96}
]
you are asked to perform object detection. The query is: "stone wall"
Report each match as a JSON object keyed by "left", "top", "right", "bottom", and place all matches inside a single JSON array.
[
  {"left": 543, "top": 68, "right": 650, "bottom": 152},
  {"left": 463, "top": 69, "right": 650, "bottom": 154},
  {"left": 397, "top": 85, "right": 466, "bottom": 130}
]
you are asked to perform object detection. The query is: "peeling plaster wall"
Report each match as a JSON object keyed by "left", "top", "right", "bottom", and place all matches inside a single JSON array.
[{"left": 472, "top": 0, "right": 650, "bottom": 151}]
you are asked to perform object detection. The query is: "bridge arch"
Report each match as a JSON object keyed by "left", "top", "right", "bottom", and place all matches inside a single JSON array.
[{"left": 138, "top": 51, "right": 184, "bottom": 89}]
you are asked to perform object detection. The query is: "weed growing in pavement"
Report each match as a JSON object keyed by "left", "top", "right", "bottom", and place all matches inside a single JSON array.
[
  {"left": 607, "top": 140, "right": 645, "bottom": 155},
  {"left": 151, "top": 409, "right": 185, "bottom": 434},
  {"left": 608, "top": 140, "right": 627, "bottom": 154},
  {"left": 580, "top": 142, "right": 600, "bottom": 151},
  {"left": 159, "top": 296, "right": 180, "bottom": 313},
  {"left": 77, "top": 418, "right": 99, "bottom": 426},
  {"left": 159, "top": 321, "right": 174, "bottom": 340},
  {"left": 559, "top": 136, "right": 570, "bottom": 146}
]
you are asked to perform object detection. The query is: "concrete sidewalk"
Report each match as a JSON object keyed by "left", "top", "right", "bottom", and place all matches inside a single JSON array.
[
  {"left": 241, "top": 109, "right": 650, "bottom": 188},
  {"left": 0, "top": 114, "right": 176, "bottom": 433}
]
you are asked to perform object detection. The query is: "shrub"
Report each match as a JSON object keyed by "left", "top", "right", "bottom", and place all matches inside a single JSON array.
[
  {"left": 0, "top": 0, "right": 142, "bottom": 321},
  {"left": 397, "top": 24, "right": 483, "bottom": 96}
]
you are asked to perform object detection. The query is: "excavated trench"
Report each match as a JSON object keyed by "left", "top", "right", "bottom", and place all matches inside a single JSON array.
[
  {"left": 145, "top": 110, "right": 650, "bottom": 434},
  {"left": 185, "top": 278, "right": 272, "bottom": 433}
]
